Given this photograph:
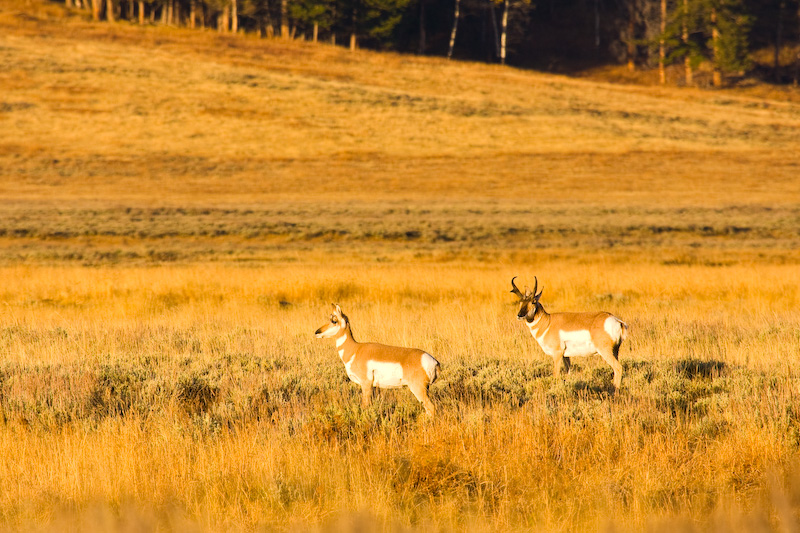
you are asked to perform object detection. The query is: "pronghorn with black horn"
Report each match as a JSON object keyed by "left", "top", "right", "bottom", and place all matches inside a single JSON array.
[
  {"left": 511, "top": 277, "right": 627, "bottom": 391},
  {"left": 315, "top": 304, "right": 440, "bottom": 416}
]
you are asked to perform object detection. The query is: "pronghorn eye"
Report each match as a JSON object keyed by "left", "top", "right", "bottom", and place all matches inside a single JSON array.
[{"left": 331, "top": 317, "right": 338, "bottom": 324}]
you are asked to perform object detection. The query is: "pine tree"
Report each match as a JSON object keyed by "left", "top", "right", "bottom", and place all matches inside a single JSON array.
[{"left": 700, "top": 0, "right": 751, "bottom": 85}]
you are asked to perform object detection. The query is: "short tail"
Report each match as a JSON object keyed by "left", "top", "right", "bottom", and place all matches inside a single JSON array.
[
  {"left": 422, "top": 352, "right": 440, "bottom": 385},
  {"left": 619, "top": 321, "right": 628, "bottom": 343}
]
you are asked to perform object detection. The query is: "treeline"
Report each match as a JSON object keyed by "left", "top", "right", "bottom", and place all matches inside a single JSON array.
[{"left": 64, "top": 0, "right": 800, "bottom": 85}]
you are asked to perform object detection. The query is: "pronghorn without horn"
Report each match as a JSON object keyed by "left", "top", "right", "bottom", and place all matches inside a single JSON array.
[
  {"left": 315, "top": 304, "right": 440, "bottom": 416},
  {"left": 511, "top": 277, "right": 628, "bottom": 391}
]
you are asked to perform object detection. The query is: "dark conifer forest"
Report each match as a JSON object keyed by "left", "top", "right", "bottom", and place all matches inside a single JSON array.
[{"left": 61, "top": 0, "right": 800, "bottom": 86}]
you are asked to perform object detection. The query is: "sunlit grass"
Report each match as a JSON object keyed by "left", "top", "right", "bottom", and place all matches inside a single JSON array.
[
  {"left": 0, "top": 263, "right": 799, "bottom": 531},
  {"left": 0, "top": 1, "right": 799, "bottom": 530}
]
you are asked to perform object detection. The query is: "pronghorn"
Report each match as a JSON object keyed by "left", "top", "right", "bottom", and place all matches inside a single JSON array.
[
  {"left": 314, "top": 304, "right": 440, "bottom": 416},
  {"left": 511, "top": 277, "right": 627, "bottom": 390}
]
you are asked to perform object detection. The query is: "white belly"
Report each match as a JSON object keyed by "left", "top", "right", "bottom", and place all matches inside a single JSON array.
[
  {"left": 367, "top": 360, "right": 404, "bottom": 389},
  {"left": 560, "top": 329, "right": 598, "bottom": 358}
]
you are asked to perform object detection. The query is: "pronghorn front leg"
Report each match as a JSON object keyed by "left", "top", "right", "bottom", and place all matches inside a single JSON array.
[
  {"left": 552, "top": 350, "right": 568, "bottom": 379},
  {"left": 361, "top": 376, "right": 373, "bottom": 407}
]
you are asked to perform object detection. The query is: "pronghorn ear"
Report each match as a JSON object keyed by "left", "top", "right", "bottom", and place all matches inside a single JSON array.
[{"left": 332, "top": 303, "right": 343, "bottom": 315}]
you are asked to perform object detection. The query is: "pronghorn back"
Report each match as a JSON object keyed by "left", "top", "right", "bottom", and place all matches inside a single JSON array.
[{"left": 347, "top": 343, "right": 438, "bottom": 388}]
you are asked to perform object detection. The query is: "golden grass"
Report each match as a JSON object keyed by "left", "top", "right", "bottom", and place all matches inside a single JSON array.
[
  {"left": 1, "top": 263, "right": 800, "bottom": 532},
  {"left": 1, "top": 0, "right": 800, "bottom": 208},
  {"left": 1, "top": 1, "right": 800, "bottom": 531}
]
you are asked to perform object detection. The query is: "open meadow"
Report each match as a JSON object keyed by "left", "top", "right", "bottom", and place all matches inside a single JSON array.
[{"left": 1, "top": 1, "right": 800, "bottom": 531}]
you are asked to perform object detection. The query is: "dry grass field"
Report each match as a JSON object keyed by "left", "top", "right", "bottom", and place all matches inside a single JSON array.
[{"left": 1, "top": 1, "right": 800, "bottom": 531}]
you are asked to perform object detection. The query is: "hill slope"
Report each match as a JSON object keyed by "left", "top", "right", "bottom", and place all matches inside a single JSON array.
[
  {"left": 1, "top": 1, "right": 800, "bottom": 208},
  {"left": 0, "top": 1, "right": 799, "bottom": 266}
]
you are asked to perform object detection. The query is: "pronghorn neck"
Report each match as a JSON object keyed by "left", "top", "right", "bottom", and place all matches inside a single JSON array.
[
  {"left": 335, "top": 324, "right": 357, "bottom": 361},
  {"left": 528, "top": 303, "right": 551, "bottom": 334}
]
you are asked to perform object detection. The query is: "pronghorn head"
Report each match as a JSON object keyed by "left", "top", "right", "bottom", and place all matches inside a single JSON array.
[
  {"left": 510, "top": 276, "right": 544, "bottom": 322},
  {"left": 314, "top": 303, "right": 349, "bottom": 338}
]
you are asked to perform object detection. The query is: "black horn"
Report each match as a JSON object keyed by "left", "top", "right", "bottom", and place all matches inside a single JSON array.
[
  {"left": 510, "top": 276, "right": 523, "bottom": 297},
  {"left": 533, "top": 276, "right": 543, "bottom": 301}
]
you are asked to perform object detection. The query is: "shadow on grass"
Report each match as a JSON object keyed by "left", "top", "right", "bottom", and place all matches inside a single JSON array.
[{"left": 673, "top": 358, "right": 727, "bottom": 380}]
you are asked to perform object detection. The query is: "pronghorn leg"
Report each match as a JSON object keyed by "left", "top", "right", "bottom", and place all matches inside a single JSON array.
[
  {"left": 563, "top": 356, "right": 571, "bottom": 374},
  {"left": 361, "top": 382, "right": 373, "bottom": 407},
  {"left": 598, "top": 346, "right": 623, "bottom": 391},
  {"left": 552, "top": 353, "right": 568, "bottom": 379},
  {"left": 408, "top": 383, "right": 436, "bottom": 417}
]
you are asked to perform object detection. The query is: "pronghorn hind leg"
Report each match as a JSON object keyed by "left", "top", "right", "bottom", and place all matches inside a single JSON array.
[
  {"left": 408, "top": 383, "right": 436, "bottom": 417},
  {"left": 598, "top": 345, "right": 623, "bottom": 391},
  {"left": 563, "top": 356, "right": 571, "bottom": 375}
]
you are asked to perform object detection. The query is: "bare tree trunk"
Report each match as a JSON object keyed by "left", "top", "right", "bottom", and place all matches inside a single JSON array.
[
  {"left": 418, "top": 0, "right": 426, "bottom": 54},
  {"left": 795, "top": 4, "right": 800, "bottom": 86},
  {"left": 447, "top": 0, "right": 460, "bottom": 59},
  {"left": 627, "top": 0, "right": 636, "bottom": 71},
  {"left": 138, "top": 0, "right": 144, "bottom": 23},
  {"left": 219, "top": 3, "right": 229, "bottom": 32},
  {"left": 281, "top": 0, "right": 289, "bottom": 38},
  {"left": 263, "top": 5, "right": 273, "bottom": 36},
  {"left": 711, "top": 7, "right": 721, "bottom": 87},
  {"left": 331, "top": 32, "right": 336, "bottom": 45},
  {"left": 313, "top": 22, "right": 318, "bottom": 42},
  {"left": 489, "top": 0, "right": 500, "bottom": 58},
  {"left": 174, "top": 0, "right": 181, "bottom": 25},
  {"left": 683, "top": 0, "right": 692, "bottom": 84},
  {"left": 594, "top": 0, "right": 600, "bottom": 48},
  {"left": 659, "top": 0, "right": 666, "bottom": 84},
  {"left": 65, "top": 0, "right": 73, "bottom": 9},
  {"left": 91, "top": 0, "right": 101, "bottom": 21},
  {"left": 500, "top": 0, "right": 508, "bottom": 65},
  {"left": 127, "top": 0, "right": 133, "bottom": 20},
  {"left": 350, "top": 8, "right": 357, "bottom": 50},
  {"left": 189, "top": 0, "right": 196, "bottom": 28},
  {"left": 774, "top": 0, "right": 785, "bottom": 82},
  {"left": 231, "top": 0, "right": 238, "bottom": 32}
]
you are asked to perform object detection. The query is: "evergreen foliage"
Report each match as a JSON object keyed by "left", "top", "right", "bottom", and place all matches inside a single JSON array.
[{"left": 62, "top": 0, "right": 800, "bottom": 84}]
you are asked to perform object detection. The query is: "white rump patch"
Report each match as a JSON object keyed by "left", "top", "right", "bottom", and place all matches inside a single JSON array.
[
  {"left": 421, "top": 353, "right": 439, "bottom": 383},
  {"left": 367, "top": 360, "right": 404, "bottom": 389},
  {"left": 604, "top": 317, "right": 624, "bottom": 342},
  {"left": 559, "top": 329, "right": 597, "bottom": 358}
]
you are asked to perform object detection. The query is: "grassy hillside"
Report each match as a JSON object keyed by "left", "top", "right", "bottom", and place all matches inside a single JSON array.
[
  {"left": 2, "top": 0, "right": 800, "bottom": 209},
  {"left": 1, "top": 2, "right": 800, "bottom": 532}
]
